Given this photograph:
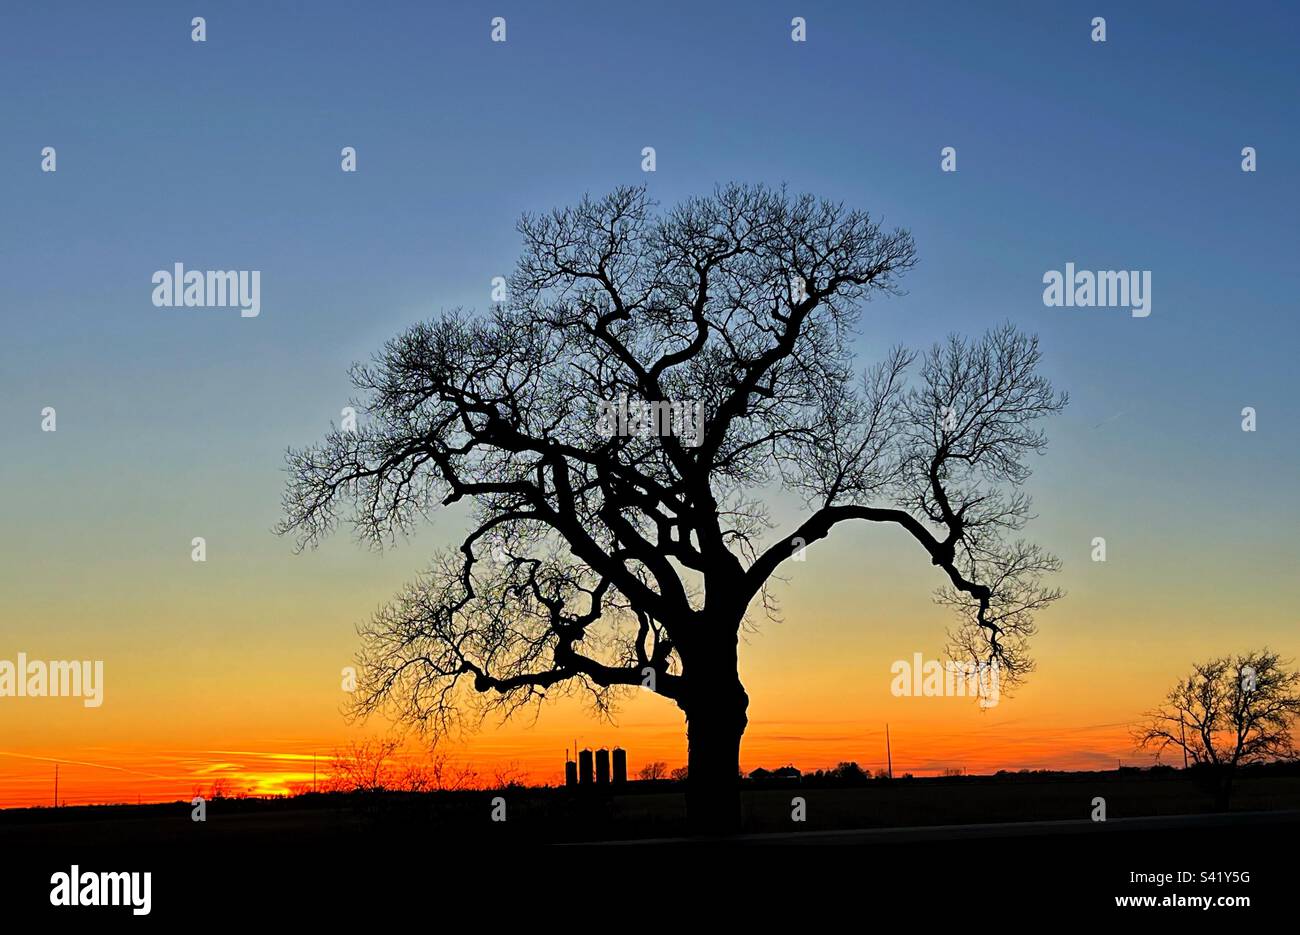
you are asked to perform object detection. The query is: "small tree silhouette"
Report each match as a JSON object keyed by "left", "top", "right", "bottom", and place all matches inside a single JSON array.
[
  {"left": 326, "top": 739, "right": 400, "bottom": 793},
  {"left": 1135, "top": 649, "right": 1300, "bottom": 809},
  {"left": 638, "top": 761, "right": 669, "bottom": 781},
  {"left": 281, "top": 185, "right": 1067, "bottom": 832}
]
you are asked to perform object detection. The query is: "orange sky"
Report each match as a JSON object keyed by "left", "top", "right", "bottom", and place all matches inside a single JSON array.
[
  {"left": 5, "top": 512, "right": 1293, "bottom": 808},
  {"left": 0, "top": 717, "right": 1142, "bottom": 808},
  {"left": 4, "top": 408, "right": 1296, "bottom": 809}
]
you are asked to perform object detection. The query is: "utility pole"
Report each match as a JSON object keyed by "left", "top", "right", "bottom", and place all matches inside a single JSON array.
[
  {"left": 1179, "top": 715, "right": 1188, "bottom": 769},
  {"left": 313, "top": 753, "right": 317, "bottom": 794},
  {"left": 885, "top": 724, "right": 893, "bottom": 779},
  {"left": 54, "top": 764, "right": 59, "bottom": 808}
]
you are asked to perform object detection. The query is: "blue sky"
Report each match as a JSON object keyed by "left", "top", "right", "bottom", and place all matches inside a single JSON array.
[
  {"left": 4, "top": 0, "right": 1297, "bottom": 587},
  {"left": 5, "top": 0, "right": 1296, "bottom": 538}
]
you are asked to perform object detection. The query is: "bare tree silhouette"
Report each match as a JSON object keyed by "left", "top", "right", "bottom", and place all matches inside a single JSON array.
[
  {"left": 1135, "top": 649, "right": 1300, "bottom": 809},
  {"left": 638, "top": 761, "right": 669, "bottom": 781},
  {"left": 281, "top": 184, "right": 1067, "bottom": 832},
  {"left": 326, "top": 739, "right": 400, "bottom": 793}
]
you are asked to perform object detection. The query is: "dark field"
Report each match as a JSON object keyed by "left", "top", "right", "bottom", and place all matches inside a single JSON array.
[
  {"left": 5, "top": 766, "right": 1298, "bottom": 845},
  {"left": 4, "top": 768, "right": 1295, "bottom": 920}
]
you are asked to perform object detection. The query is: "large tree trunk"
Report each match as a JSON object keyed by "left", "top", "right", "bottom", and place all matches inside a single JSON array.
[{"left": 681, "top": 638, "right": 749, "bottom": 836}]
